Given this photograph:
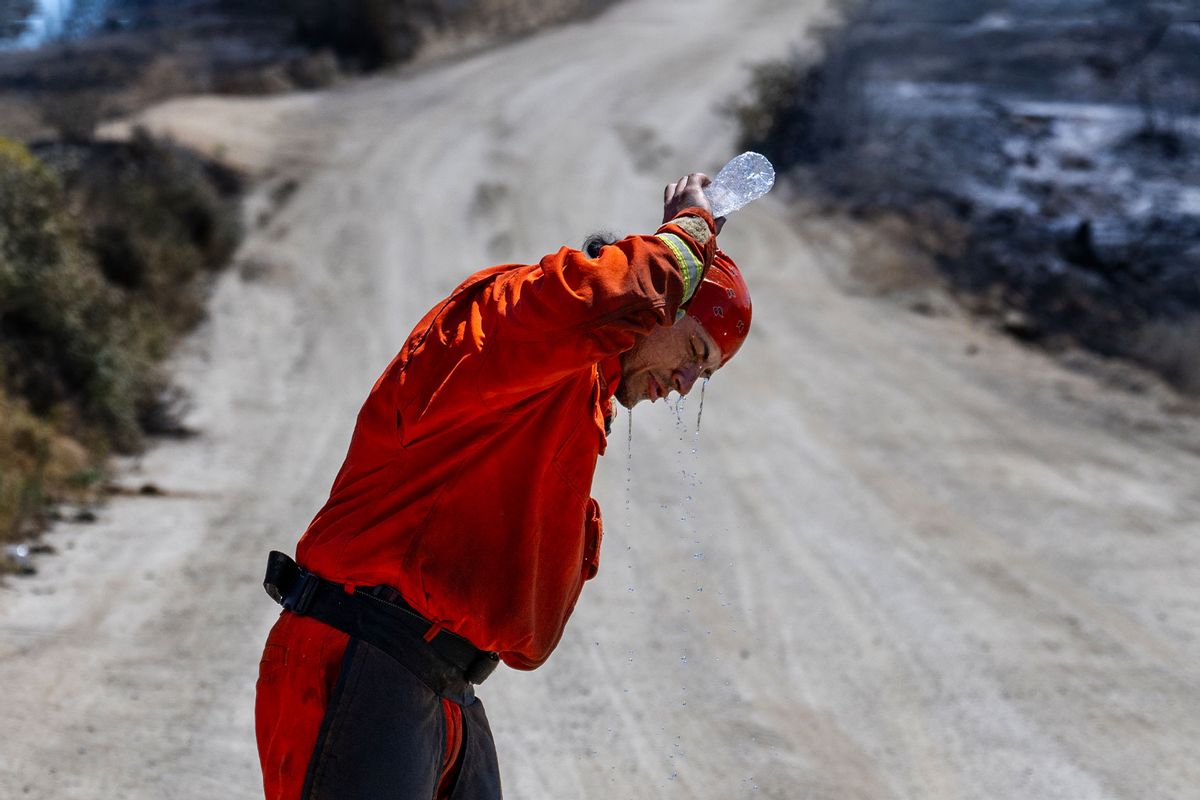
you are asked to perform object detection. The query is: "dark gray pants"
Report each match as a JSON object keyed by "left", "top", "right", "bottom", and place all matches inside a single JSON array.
[{"left": 301, "top": 637, "right": 503, "bottom": 800}]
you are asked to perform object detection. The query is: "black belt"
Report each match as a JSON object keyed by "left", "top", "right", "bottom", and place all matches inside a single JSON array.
[{"left": 263, "top": 551, "right": 499, "bottom": 700}]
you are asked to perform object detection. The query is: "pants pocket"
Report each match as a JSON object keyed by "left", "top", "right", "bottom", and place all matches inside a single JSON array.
[
  {"left": 302, "top": 639, "right": 444, "bottom": 800},
  {"left": 447, "top": 698, "right": 503, "bottom": 800},
  {"left": 582, "top": 496, "right": 603, "bottom": 581},
  {"left": 257, "top": 643, "right": 289, "bottom": 683}
]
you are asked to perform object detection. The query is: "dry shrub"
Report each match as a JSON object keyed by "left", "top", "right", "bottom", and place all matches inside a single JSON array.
[
  {"left": 132, "top": 56, "right": 199, "bottom": 105},
  {"left": 288, "top": 49, "right": 341, "bottom": 90},
  {"left": 440, "top": 0, "right": 613, "bottom": 36},
  {"left": 255, "top": 0, "right": 614, "bottom": 72},
  {"left": 0, "top": 388, "right": 98, "bottom": 550},
  {"left": 37, "top": 90, "right": 106, "bottom": 143},
  {"left": 212, "top": 64, "right": 297, "bottom": 96},
  {"left": 726, "top": 58, "right": 824, "bottom": 171},
  {"left": 1127, "top": 315, "right": 1200, "bottom": 394},
  {"left": 282, "top": 0, "right": 422, "bottom": 69},
  {"left": 68, "top": 129, "right": 242, "bottom": 296},
  {"left": 725, "top": 23, "right": 867, "bottom": 175}
]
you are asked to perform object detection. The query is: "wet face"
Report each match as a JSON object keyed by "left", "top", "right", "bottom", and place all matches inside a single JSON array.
[{"left": 616, "top": 316, "right": 723, "bottom": 409}]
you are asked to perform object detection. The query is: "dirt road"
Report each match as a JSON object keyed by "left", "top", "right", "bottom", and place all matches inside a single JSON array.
[{"left": 3, "top": 0, "right": 1199, "bottom": 797}]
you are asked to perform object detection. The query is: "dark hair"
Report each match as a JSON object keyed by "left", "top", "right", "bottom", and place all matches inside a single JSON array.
[{"left": 581, "top": 230, "right": 619, "bottom": 259}]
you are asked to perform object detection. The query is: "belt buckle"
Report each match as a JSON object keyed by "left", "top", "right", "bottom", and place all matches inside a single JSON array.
[
  {"left": 282, "top": 570, "right": 319, "bottom": 615},
  {"left": 265, "top": 551, "right": 317, "bottom": 614}
]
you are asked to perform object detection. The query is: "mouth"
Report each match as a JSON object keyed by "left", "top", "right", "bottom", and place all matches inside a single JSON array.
[{"left": 647, "top": 375, "right": 664, "bottom": 403}]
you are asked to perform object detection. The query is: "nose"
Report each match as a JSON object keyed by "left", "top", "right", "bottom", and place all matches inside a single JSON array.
[{"left": 672, "top": 365, "right": 701, "bottom": 396}]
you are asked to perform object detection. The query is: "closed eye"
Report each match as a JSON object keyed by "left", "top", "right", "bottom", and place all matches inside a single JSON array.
[{"left": 693, "top": 338, "right": 713, "bottom": 378}]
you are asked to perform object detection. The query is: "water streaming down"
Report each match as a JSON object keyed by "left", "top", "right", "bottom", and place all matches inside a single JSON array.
[
  {"left": 672, "top": 395, "right": 693, "bottom": 505},
  {"left": 672, "top": 394, "right": 686, "bottom": 428},
  {"left": 688, "top": 381, "right": 707, "bottom": 540},
  {"left": 623, "top": 408, "right": 636, "bottom": 596},
  {"left": 624, "top": 408, "right": 633, "bottom": 528}
]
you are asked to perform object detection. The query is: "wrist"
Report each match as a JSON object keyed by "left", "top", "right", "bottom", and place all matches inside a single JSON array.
[{"left": 668, "top": 206, "right": 716, "bottom": 233}]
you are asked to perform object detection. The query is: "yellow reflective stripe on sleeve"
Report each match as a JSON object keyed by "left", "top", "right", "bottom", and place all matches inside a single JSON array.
[{"left": 656, "top": 232, "right": 703, "bottom": 304}]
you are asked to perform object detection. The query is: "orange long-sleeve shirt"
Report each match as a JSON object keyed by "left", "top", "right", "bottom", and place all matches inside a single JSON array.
[{"left": 296, "top": 210, "right": 715, "bottom": 669}]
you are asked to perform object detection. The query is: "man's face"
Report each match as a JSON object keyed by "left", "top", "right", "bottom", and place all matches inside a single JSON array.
[{"left": 616, "top": 316, "right": 723, "bottom": 408}]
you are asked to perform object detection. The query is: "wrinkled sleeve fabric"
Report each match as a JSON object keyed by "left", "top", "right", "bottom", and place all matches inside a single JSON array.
[{"left": 477, "top": 209, "right": 715, "bottom": 410}]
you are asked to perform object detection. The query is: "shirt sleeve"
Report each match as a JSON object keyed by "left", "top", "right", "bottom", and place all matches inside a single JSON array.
[{"left": 475, "top": 209, "right": 716, "bottom": 409}]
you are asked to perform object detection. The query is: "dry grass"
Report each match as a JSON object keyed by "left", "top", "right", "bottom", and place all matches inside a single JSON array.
[{"left": 0, "top": 388, "right": 100, "bottom": 563}]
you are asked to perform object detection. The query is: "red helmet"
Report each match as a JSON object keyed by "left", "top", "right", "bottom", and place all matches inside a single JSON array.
[{"left": 687, "top": 250, "right": 751, "bottom": 366}]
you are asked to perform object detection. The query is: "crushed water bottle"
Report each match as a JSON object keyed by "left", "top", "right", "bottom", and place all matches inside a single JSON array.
[{"left": 703, "top": 152, "right": 775, "bottom": 219}]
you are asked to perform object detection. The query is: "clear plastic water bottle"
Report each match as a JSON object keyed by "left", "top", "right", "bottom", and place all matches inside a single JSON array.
[{"left": 703, "top": 152, "right": 776, "bottom": 219}]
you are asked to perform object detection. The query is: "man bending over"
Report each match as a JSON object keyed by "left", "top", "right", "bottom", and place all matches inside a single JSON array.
[{"left": 257, "top": 172, "right": 752, "bottom": 799}]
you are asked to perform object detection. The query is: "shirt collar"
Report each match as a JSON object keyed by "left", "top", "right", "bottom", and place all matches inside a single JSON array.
[
  {"left": 599, "top": 354, "right": 622, "bottom": 399},
  {"left": 598, "top": 355, "right": 623, "bottom": 437}
]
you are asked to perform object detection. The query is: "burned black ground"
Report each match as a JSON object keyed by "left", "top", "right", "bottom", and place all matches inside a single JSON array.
[{"left": 733, "top": 0, "right": 1200, "bottom": 392}]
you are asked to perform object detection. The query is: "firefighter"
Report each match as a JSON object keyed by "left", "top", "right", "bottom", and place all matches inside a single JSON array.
[{"left": 257, "top": 173, "right": 752, "bottom": 799}]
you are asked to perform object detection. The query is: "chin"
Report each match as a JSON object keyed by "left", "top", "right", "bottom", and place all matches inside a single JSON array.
[{"left": 614, "top": 380, "right": 647, "bottom": 409}]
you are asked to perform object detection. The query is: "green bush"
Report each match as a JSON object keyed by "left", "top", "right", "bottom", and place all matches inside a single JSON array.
[
  {"left": 1, "top": 133, "right": 241, "bottom": 454},
  {"left": 65, "top": 130, "right": 241, "bottom": 327},
  {"left": 0, "top": 137, "right": 149, "bottom": 450},
  {"left": 1, "top": 131, "right": 241, "bottom": 545}
]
